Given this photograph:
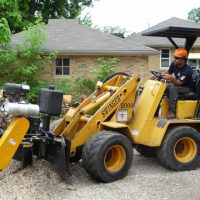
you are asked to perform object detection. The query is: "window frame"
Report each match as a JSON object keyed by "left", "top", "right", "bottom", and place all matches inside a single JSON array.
[
  {"left": 160, "top": 48, "right": 171, "bottom": 69},
  {"left": 55, "top": 57, "right": 70, "bottom": 76},
  {"left": 188, "top": 59, "right": 200, "bottom": 69}
]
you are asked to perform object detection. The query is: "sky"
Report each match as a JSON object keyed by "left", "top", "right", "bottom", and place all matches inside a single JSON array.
[{"left": 83, "top": 0, "right": 200, "bottom": 34}]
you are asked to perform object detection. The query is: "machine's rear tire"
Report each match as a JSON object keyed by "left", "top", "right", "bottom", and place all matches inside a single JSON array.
[
  {"left": 157, "top": 126, "right": 200, "bottom": 171},
  {"left": 135, "top": 145, "right": 157, "bottom": 157},
  {"left": 103, "top": 72, "right": 130, "bottom": 83},
  {"left": 82, "top": 130, "right": 133, "bottom": 182}
]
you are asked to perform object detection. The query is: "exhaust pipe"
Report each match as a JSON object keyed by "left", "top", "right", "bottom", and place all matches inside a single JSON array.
[{"left": 4, "top": 103, "right": 39, "bottom": 117}]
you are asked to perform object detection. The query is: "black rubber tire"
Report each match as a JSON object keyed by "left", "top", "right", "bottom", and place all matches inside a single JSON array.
[
  {"left": 82, "top": 130, "right": 133, "bottom": 182},
  {"left": 103, "top": 72, "right": 130, "bottom": 83},
  {"left": 157, "top": 126, "right": 200, "bottom": 171},
  {"left": 135, "top": 144, "right": 157, "bottom": 157}
]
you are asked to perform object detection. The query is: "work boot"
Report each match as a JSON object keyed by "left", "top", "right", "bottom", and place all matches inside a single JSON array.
[{"left": 166, "top": 111, "right": 175, "bottom": 119}]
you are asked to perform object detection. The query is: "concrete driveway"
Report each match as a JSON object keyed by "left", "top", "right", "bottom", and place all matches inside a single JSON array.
[{"left": 0, "top": 151, "right": 199, "bottom": 200}]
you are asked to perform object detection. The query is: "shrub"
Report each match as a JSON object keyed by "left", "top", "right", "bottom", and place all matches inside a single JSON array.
[{"left": 95, "top": 58, "right": 117, "bottom": 82}]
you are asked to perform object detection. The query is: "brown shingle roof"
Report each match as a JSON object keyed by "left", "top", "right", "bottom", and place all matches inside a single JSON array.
[{"left": 11, "top": 19, "right": 158, "bottom": 55}]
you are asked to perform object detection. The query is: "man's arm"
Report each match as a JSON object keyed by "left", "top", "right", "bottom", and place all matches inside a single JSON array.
[{"left": 162, "top": 74, "right": 183, "bottom": 86}]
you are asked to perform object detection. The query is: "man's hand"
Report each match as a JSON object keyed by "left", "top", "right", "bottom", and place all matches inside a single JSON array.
[
  {"left": 161, "top": 73, "right": 182, "bottom": 86},
  {"left": 150, "top": 75, "right": 156, "bottom": 80},
  {"left": 162, "top": 73, "right": 172, "bottom": 80}
]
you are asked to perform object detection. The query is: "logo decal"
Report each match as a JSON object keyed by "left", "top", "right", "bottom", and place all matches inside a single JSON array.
[{"left": 102, "top": 95, "right": 121, "bottom": 118}]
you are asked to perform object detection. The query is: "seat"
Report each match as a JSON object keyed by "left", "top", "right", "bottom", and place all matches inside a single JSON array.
[
  {"left": 179, "top": 69, "right": 200, "bottom": 100},
  {"left": 179, "top": 79, "right": 200, "bottom": 100}
]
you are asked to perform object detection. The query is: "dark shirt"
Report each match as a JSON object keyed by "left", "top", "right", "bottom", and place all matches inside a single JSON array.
[{"left": 168, "top": 62, "right": 193, "bottom": 88}]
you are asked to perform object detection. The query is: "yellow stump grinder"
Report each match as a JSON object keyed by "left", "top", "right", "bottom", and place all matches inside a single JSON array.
[{"left": 1, "top": 25, "right": 200, "bottom": 182}]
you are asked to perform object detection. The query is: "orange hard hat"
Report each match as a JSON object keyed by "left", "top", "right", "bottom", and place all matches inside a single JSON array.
[{"left": 174, "top": 48, "right": 188, "bottom": 58}]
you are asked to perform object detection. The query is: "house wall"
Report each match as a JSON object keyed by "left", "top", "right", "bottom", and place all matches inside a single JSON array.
[
  {"left": 148, "top": 54, "right": 160, "bottom": 71},
  {"left": 38, "top": 47, "right": 200, "bottom": 84},
  {"left": 189, "top": 47, "right": 200, "bottom": 53},
  {"left": 39, "top": 55, "right": 153, "bottom": 82},
  {"left": 38, "top": 60, "right": 54, "bottom": 81}
]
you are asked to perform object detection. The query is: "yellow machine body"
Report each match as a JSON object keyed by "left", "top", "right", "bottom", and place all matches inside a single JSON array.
[
  {"left": 0, "top": 117, "right": 29, "bottom": 170},
  {"left": 1, "top": 72, "right": 200, "bottom": 182},
  {"left": 125, "top": 80, "right": 200, "bottom": 147},
  {"left": 129, "top": 80, "right": 166, "bottom": 146},
  {"left": 2, "top": 25, "right": 200, "bottom": 182},
  {"left": 53, "top": 74, "right": 140, "bottom": 156},
  {"left": 52, "top": 76, "right": 200, "bottom": 155},
  {"left": 160, "top": 99, "right": 198, "bottom": 119}
]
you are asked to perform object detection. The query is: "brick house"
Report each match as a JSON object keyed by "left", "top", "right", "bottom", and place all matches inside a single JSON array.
[
  {"left": 11, "top": 19, "right": 157, "bottom": 82},
  {"left": 126, "top": 17, "right": 200, "bottom": 73}
]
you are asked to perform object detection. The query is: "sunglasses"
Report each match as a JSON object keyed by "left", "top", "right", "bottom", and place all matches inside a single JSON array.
[{"left": 174, "top": 57, "right": 183, "bottom": 60}]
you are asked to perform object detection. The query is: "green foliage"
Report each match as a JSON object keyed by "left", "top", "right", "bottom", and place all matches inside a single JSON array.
[
  {"left": 0, "top": 0, "right": 22, "bottom": 32},
  {"left": 188, "top": 7, "right": 200, "bottom": 23},
  {"left": 0, "top": 18, "right": 11, "bottom": 45},
  {"left": 3, "top": 21, "right": 51, "bottom": 83},
  {"left": 55, "top": 77, "right": 95, "bottom": 104},
  {"left": 74, "top": 78, "right": 95, "bottom": 92},
  {"left": 79, "top": 12, "right": 100, "bottom": 30},
  {"left": 0, "top": 0, "right": 96, "bottom": 34},
  {"left": 79, "top": 17, "right": 128, "bottom": 38},
  {"left": 27, "top": 81, "right": 48, "bottom": 103},
  {"left": 101, "top": 26, "right": 128, "bottom": 38},
  {"left": 79, "top": 13, "right": 94, "bottom": 27},
  {"left": 0, "top": 0, "right": 116, "bottom": 105},
  {"left": 16, "top": 0, "right": 95, "bottom": 32},
  {"left": 0, "top": 21, "right": 56, "bottom": 102},
  {"left": 95, "top": 58, "right": 118, "bottom": 82}
]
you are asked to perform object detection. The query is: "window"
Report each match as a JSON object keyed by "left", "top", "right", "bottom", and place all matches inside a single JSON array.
[
  {"left": 160, "top": 49, "right": 170, "bottom": 68},
  {"left": 55, "top": 58, "right": 70, "bottom": 75},
  {"left": 188, "top": 59, "right": 198, "bottom": 68},
  {"left": 188, "top": 53, "right": 200, "bottom": 69}
]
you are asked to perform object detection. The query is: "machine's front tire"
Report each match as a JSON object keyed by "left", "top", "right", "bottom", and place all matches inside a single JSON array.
[
  {"left": 135, "top": 144, "right": 157, "bottom": 157},
  {"left": 82, "top": 130, "right": 133, "bottom": 182},
  {"left": 157, "top": 126, "right": 200, "bottom": 171}
]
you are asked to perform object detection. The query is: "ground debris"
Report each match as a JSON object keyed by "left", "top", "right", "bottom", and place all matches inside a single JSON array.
[{"left": 0, "top": 153, "right": 200, "bottom": 200}]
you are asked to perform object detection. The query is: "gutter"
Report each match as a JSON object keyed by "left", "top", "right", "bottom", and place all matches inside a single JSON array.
[{"left": 42, "top": 50, "right": 159, "bottom": 56}]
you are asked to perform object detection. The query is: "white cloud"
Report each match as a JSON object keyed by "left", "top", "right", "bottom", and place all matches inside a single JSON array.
[{"left": 83, "top": 0, "right": 200, "bottom": 34}]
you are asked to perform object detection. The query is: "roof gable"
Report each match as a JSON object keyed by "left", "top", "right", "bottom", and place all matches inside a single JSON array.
[{"left": 11, "top": 19, "right": 157, "bottom": 55}]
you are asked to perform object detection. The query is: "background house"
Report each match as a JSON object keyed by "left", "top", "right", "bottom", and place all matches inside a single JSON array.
[
  {"left": 126, "top": 17, "right": 200, "bottom": 72},
  {"left": 11, "top": 19, "right": 157, "bottom": 82},
  {"left": 12, "top": 17, "right": 200, "bottom": 83}
]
